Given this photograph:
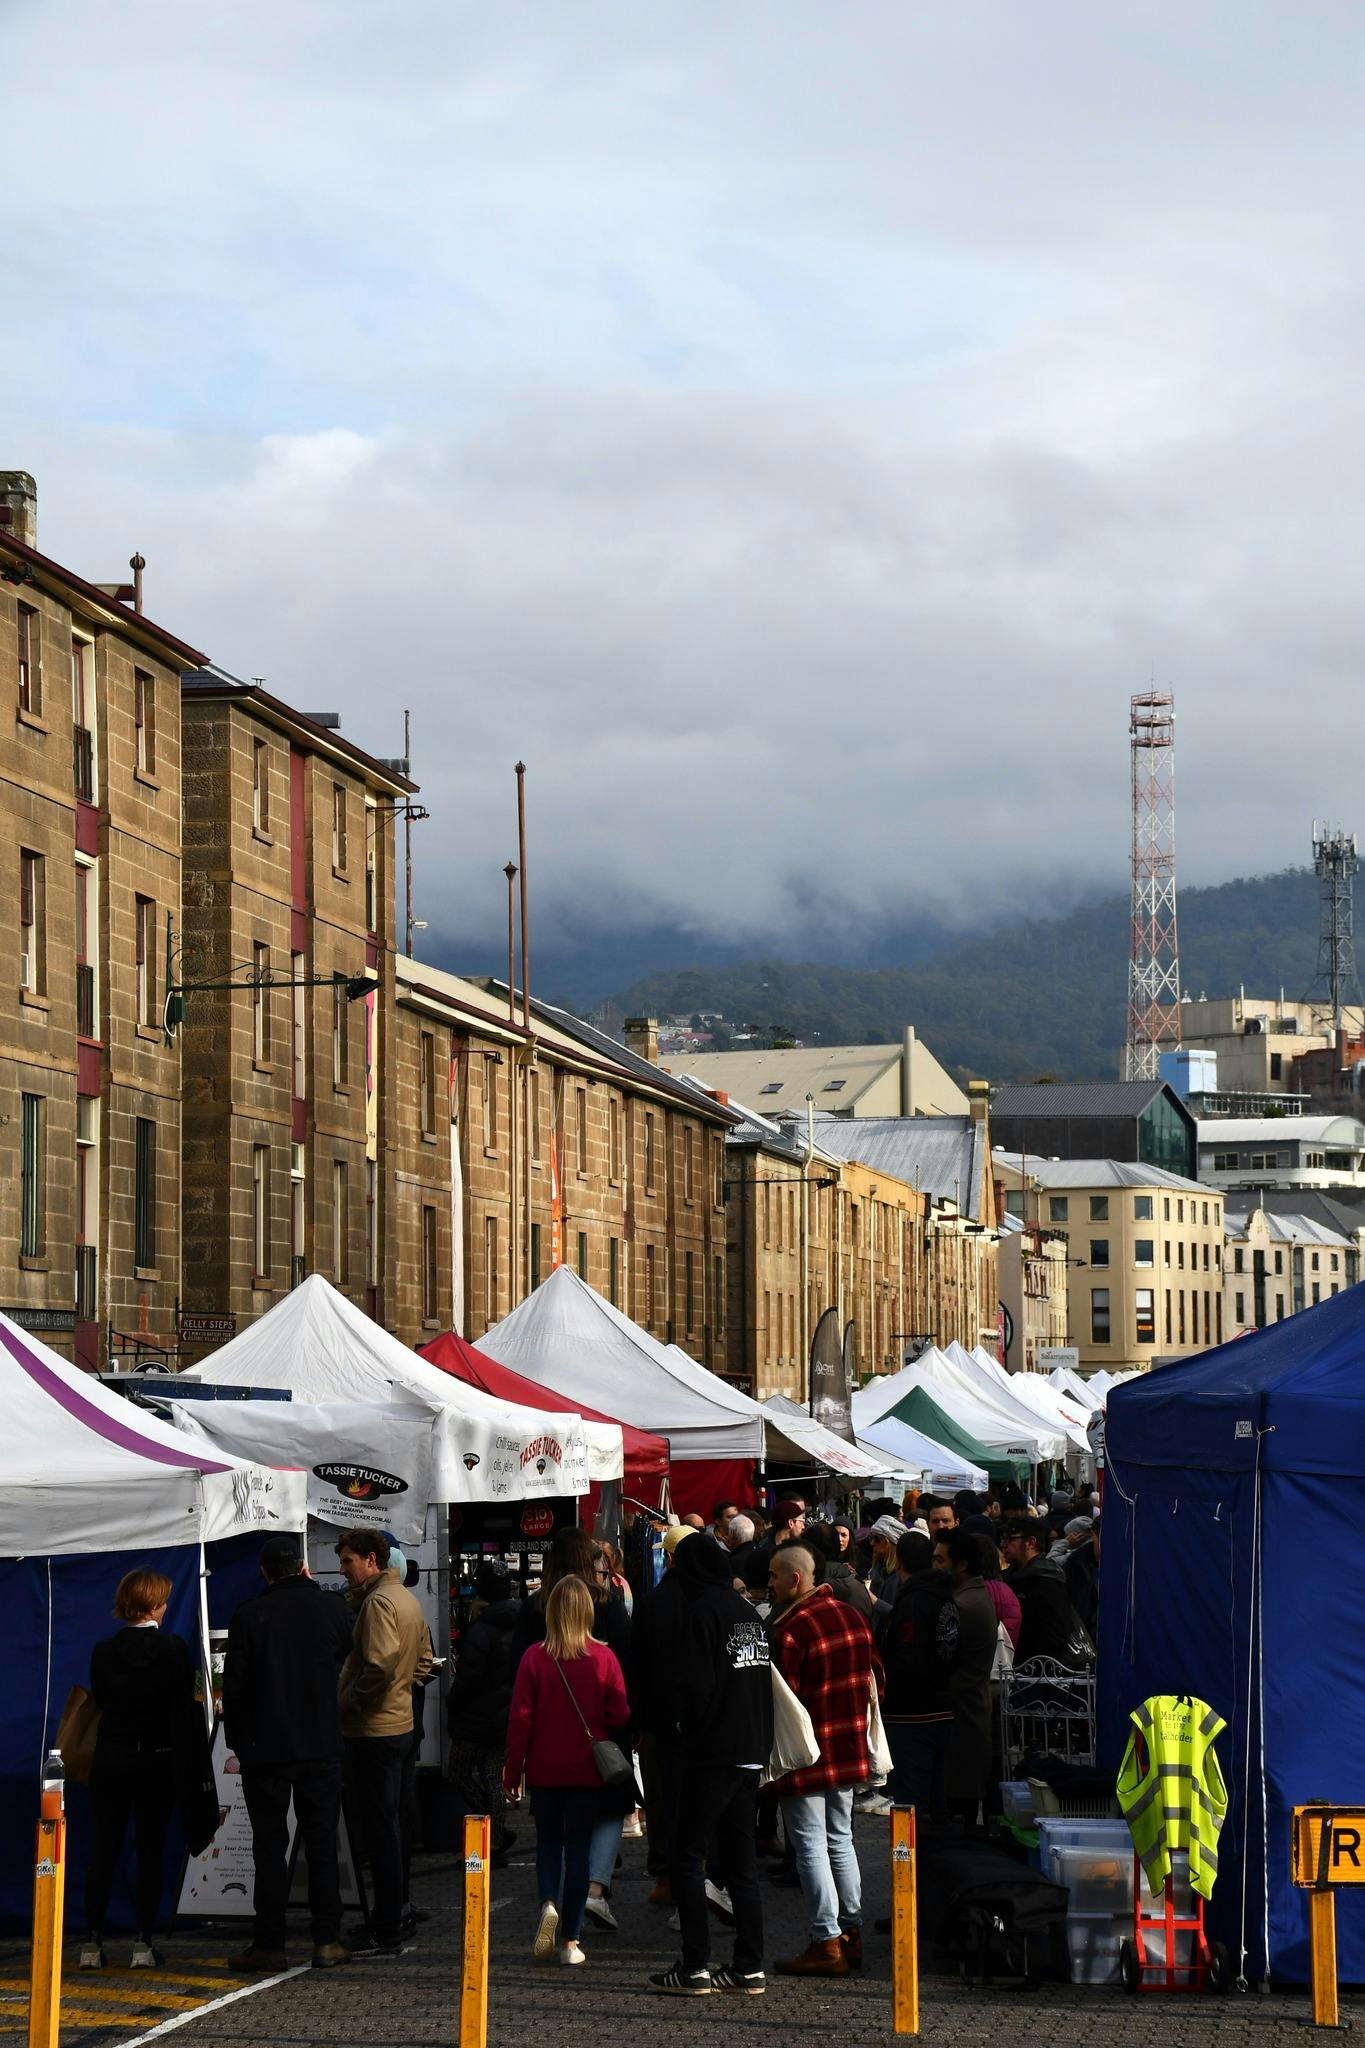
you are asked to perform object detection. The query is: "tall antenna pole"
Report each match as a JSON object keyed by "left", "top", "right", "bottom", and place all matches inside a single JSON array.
[
  {"left": 1123, "top": 691, "right": 1181, "bottom": 1081},
  {"left": 515, "top": 763, "right": 530, "bottom": 1029},
  {"left": 1307, "top": 822, "right": 1363, "bottom": 1035},
  {"left": 403, "top": 708, "right": 414, "bottom": 958}
]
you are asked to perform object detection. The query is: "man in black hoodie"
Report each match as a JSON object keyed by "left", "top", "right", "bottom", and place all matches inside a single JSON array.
[
  {"left": 999, "top": 1519, "right": 1085, "bottom": 1664},
  {"left": 648, "top": 1532, "right": 775, "bottom": 1998},
  {"left": 447, "top": 1561, "right": 520, "bottom": 1863}
]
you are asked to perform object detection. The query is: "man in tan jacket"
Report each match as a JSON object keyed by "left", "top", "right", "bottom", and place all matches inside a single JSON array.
[{"left": 336, "top": 1528, "right": 432, "bottom": 1955}]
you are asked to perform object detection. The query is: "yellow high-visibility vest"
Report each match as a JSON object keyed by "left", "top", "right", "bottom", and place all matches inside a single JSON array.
[{"left": 1115, "top": 1694, "right": 1228, "bottom": 1901}]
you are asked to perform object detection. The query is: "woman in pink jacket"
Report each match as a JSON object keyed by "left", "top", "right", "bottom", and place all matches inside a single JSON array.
[{"left": 504, "top": 1576, "right": 629, "bottom": 1967}]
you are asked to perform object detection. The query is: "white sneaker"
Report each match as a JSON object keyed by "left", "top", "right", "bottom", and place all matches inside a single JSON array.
[
  {"left": 559, "top": 1941, "right": 587, "bottom": 1967},
  {"left": 583, "top": 1895, "right": 618, "bottom": 1932},
  {"left": 78, "top": 1944, "right": 104, "bottom": 1971},
  {"left": 857, "top": 1794, "right": 894, "bottom": 1816},
  {"left": 130, "top": 1942, "right": 161, "bottom": 1969},
  {"left": 532, "top": 1901, "right": 559, "bottom": 1960},
  {"left": 622, "top": 1815, "right": 644, "bottom": 1838},
  {"left": 705, "top": 1880, "right": 734, "bottom": 1921}
]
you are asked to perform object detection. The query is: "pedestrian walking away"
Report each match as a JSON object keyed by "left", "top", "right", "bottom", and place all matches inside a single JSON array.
[
  {"left": 767, "top": 1542, "right": 884, "bottom": 1978},
  {"left": 223, "top": 1535, "right": 356, "bottom": 1971},
  {"left": 629, "top": 1523, "right": 694, "bottom": 1907},
  {"left": 504, "top": 1575, "right": 631, "bottom": 1970},
  {"left": 648, "top": 1530, "right": 774, "bottom": 1998},
  {"left": 336, "top": 1526, "right": 433, "bottom": 1957},
  {"left": 448, "top": 1559, "right": 521, "bottom": 1863},
  {"left": 81, "top": 1569, "right": 199, "bottom": 1972}
]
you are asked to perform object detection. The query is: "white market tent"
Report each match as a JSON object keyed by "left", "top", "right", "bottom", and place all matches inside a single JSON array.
[
  {"left": 181, "top": 1275, "right": 597, "bottom": 1501},
  {"left": 1048, "top": 1364, "right": 1102, "bottom": 1410},
  {"left": 0, "top": 1309, "right": 306, "bottom": 1556},
  {"left": 964, "top": 1345, "right": 1093, "bottom": 1454},
  {"left": 481, "top": 1266, "right": 764, "bottom": 1462},
  {"left": 757, "top": 1395, "right": 913, "bottom": 1483},
  {"left": 938, "top": 1342, "right": 1072, "bottom": 1459},
  {"left": 851, "top": 1348, "right": 1059, "bottom": 1464},
  {"left": 853, "top": 1411, "right": 989, "bottom": 1492}
]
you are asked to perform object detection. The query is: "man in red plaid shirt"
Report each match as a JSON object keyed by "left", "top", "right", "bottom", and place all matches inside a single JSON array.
[{"left": 768, "top": 1543, "right": 884, "bottom": 1976}]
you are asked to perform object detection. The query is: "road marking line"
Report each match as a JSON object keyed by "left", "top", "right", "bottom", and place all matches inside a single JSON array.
[
  {"left": 116, "top": 1967, "right": 310, "bottom": 2048},
  {"left": 0, "top": 1983, "right": 206, "bottom": 2011}
]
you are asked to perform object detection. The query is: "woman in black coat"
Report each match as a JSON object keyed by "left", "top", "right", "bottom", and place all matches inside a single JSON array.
[
  {"left": 81, "top": 1568, "right": 198, "bottom": 1970},
  {"left": 448, "top": 1561, "right": 521, "bottom": 1859}
]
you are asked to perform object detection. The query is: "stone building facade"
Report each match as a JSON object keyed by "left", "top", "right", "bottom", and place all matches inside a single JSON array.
[
  {"left": 391, "top": 960, "right": 737, "bottom": 1360},
  {"left": 179, "top": 670, "right": 409, "bottom": 1349},
  {"left": 0, "top": 473, "right": 197, "bottom": 1367}
]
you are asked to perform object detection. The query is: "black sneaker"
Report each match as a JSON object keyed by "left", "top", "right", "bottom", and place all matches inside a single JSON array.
[
  {"left": 712, "top": 1966, "right": 766, "bottom": 1995},
  {"left": 648, "top": 1962, "right": 712, "bottom": 1996},
  {"left": 348, "top": 1932, "right": 404, "bottom": 1959}
]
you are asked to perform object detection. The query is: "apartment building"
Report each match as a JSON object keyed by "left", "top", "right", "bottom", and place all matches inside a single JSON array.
[
  {"left": 996, "top": 1217, "right": 1070, "bottom": 1373},
  {"left": 1, "top": 472, "right": 197, "bottom": 1367},
  {"left": 1224, "top": 1206, "right": 1358, "bottom": 1334},
  {"left": 1195, "top": 1114, "right": 1365, "bottom": 1194},
  {"left": 391, "top": 959, "right": 737, "bottom": 1361},
  {"left": 994, "top": 1154, "right": 1225, "bottom": 1373},
  {"left": 178, "top": 669, "right": 410, "bottom": 1345}
]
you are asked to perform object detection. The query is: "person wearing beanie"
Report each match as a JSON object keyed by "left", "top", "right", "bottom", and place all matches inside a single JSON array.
[
  {"left": 630, "top": 1522, "right": 694, "bottom": 1906},
  {"left": 648, "top": 1529, "right": 773, "bottom": 1997},
  {"left": 448, "top": 1561, "right": 522, "bottom": 1865},
  {"left": 223, "top": 1536, "right": 355, "bottom": 1971}
]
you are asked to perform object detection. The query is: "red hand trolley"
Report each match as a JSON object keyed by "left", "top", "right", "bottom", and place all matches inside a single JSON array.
[{"left": 1119, "top": 1851, "right": 1233, "bottom": 1994}]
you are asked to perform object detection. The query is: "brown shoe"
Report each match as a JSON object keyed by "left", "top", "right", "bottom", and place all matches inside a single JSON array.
[
  {"left": 231, "top": 1946, "right": 288, "bottom": 1973},
  {"left": 840, "top": 1929, "right": 863, "bottom": 1971},
  {"left": 776, "top": 1939, "right": 850, "bottom": 1978},
  {"left": 647, "top": 1880, "right": 673, "bottom": 1907},
  {"left": 312, "top": 1942, "right": 350, "bottom": 1969}
]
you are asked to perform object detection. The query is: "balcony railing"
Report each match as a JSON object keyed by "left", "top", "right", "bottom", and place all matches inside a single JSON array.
[
  {"left": 76, "top": 962, "right": 96, "bottom": 1037},
  {"left": 76, "top": 1244, "right": 98, "bottom": 1321},
  {"left": 73, "top": 726, "right": 94, "bottom": 802}
]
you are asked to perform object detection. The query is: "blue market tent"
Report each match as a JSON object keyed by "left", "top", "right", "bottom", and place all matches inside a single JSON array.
[{"left": 1098, "top": 1284, "right": 1365, "bottom": 1985}]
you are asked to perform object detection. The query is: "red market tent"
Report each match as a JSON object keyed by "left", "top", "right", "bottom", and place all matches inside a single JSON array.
[{"left": 418, "top": 1330, "right": 669, "bottom": 1505}]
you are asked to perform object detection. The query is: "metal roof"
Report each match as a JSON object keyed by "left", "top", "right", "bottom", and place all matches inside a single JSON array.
[
  {"left": 1224, "top": 1210, "right": 1353, "bottom": 1248},
  {"left": 661, "top": 1043, "right": 905, "bottom": 1116},
  {"left": 1195, "top": 1115, "right": 1365, "bottom": 1146},
  {"left": 799, "top": 1113, "right": 991, "bottom": 1219},
  {"left": 993, "top": 1152, "right": 1209, "bottom": 1193},
  {"left": 991, "top": 1081, "right": 1170, "bottom": 1119}
]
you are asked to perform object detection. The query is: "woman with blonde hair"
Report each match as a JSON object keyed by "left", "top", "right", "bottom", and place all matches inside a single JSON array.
[{"left": 503, "top": 1575, "right": 629, "bottom": 1967}]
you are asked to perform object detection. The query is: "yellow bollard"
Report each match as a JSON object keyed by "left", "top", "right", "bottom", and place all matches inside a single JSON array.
[
  {"left": 28, "top": 1811, "right": 66, "bottom": 2048},
  {"left": 458, "top": 1813, "right": 491, "bottom": 2048},
  {"left": 890, "top": 1804, "right": 919, "bottom": 2035}
]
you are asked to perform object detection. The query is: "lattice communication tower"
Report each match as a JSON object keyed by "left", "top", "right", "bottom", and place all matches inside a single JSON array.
[
  {"left": 1307, "top": 822, "right": 1363, "bottom": 1034},
  {"left": 1123, "top": 692, "right": 1181, "bottom": 1082}
]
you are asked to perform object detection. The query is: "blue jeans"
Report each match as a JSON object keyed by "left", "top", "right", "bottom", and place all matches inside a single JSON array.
[
  {"left": 530, "top": 1786, "right": 598, "bottom": 1942},
  {"left": 780, "top": 1786, "right": 861, "bottom": 1943},
  {"left": 589, "top": 1811, "right": 624, "bottom": 1888}
]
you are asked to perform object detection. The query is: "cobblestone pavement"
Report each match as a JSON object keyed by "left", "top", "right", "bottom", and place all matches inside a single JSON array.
[{"left": 12, "top": 1816, "right": 1358, "bottom": 2048}]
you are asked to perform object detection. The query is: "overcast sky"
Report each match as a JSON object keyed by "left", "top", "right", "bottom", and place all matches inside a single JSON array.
[{"left": 8, "top": 2, "right": 1365, "bottom": 963}]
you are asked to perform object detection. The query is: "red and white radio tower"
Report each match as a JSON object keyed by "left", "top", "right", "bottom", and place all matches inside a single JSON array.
[{"left": 1123, "top": 691, "right": 1181, "bottom": 1081}]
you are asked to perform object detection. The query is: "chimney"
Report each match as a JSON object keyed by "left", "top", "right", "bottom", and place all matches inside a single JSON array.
[
  {"left": 968, "top": 1078, "right": 991, "bottom": 1126},
  {"left": 0, "top": 472, "right": 37, "bottom": 549},
  {"left": 901, "top": 1024, "right": 916, "bottom": 1115},
  {"left": 624, "top": 1016, "right": 660, "bottom": 1063}
]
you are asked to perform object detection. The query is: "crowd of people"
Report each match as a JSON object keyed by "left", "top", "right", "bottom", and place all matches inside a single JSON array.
[{"left": 72, "top": 1480, "right": 1100, "bottom": 1996}]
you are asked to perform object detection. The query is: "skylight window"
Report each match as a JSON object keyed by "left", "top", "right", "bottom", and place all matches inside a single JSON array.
[
  {"left": 760, "top": 1081, "right": 783, "bottom": 1095},
  {"left": 823, "top": 1079, "right": 846, "bottom": 1091}
]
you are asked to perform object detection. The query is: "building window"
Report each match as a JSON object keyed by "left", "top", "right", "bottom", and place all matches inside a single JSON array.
[
  {"left": 714, "top": 1254, "right": 724, "bottom": 1337},
  {"left": 484, "top": 1214, "right": 498, "bottom": 1321},
  {"left": 1312, "top": 1282, "right": 1321, "bottom": 1304},
  {"left": 1202, "top": 1201, "right": 1210, "bottom": 1225},
  {"left": 1178, "top": 1290, "right": 1187, "bottom": 1344},
  {"left": 1235, "top": 1290, "right": 1245, "bottom": 1325},
  {"left": 420, "top": 1032, "right": 437, "bottom": 1136},
  {"left": 1089, "top": 1195, "right": 1109, "bottom": 1222},
  {"left": 644, "top": 1244, "right": 656, "bottom": 1329},
  {"left": 1233, "top": 1248, "right": 1244, "bottom": 1274},
  {"left": 290, "top": 1142, "right": 306, "bottom": 1282},
  {"left": 252, "top": 738, "right": 269, "bottom": 831},
  {"left": 134, "top": 1117, "right": 155, "bottom": 1270},
  {"left": 366, "top": 1156, "right": 377, "bottom": 1291},
  {"left": 1134, "top": 1238, "right": 1154, "bottom": 1268},
  {"left": 332, "top": 1159, "right": 348, "bottom": 1283},
  {"left": 530, "top": 1070, "right": 542, "bottom": 1160},
  {"left": 1274, "top": 1249, "right": 1284, "bottom": 1274},
  {"left": 1178, "top": 1241, "right": 1185, "bottom": 1269},
  {"left": 252, "top": 1143, "right": 270, "bottom": 1281},
  {"left": 530, "top": 1221, "right": 542, "bottom": 1291},
  {"left": 1135, "top": 1288, "right": 1156, "bottom": 1345},
  {"left": 609, "top": 1237, "right": 620, "bottom": 1307},
  {"left": 577, "top": 1230, "right": 588, "bottom": 1282},
  {"left": 422, "top": 1205, "right": 438, "bottom": 1322},
  {"left": 1165, "top": 1290, "right": 1172, "bottom": 1344},
  {"left": 20, "top": 1094, "right": 44, "bottom": 1258},
  {"left": 1177, "top": 1199, "right": 1186, "bottom": 1223},
  {"left": 292, "top": 955, "right": 306, "bottom": 1096},
  {"left": 683, "top": 1128, "right": 694, "bottom": 1203},
  {"left": 1217, "top": 1298, "right": 1224, "bottom": 1343},
  {"left": 1090, "top": 1288, "right": 1111, "bottom": 1344},
  {"left": 1312, "top": 1251, "right": 1320, "bottom": 1272},
  {"left": 71, "top": 635, "right": 94, "bottom": 801},
  {"left": 17, "top": 603, "right": 38, "bottom": 713},
  {"left": 482, "top": 1054, "right": 498, "bottom": 1150},
  {"left": 75, "top": 860, "right": 97, "bottom": 1036},
  {"left": 609, "top": 1098, "right": 622, "bottom": 1182},
  {"left": 135, "top": 894, "right": 155, "bottom": 1027},
  {"left": 1134, "top": 1195, "right": 1154, "bottom": 1220},
  {"left": 644, "top": 1111, "right": 656, "bottom": 1190},
  {"left": 685, "top": 1250, "right": 696, "bottom": 1332},
  {"left": 1211, "top": 1151, "right": 1237, "bottom": 1172},
  {"left": 134, "top": 670, "right": 155, "bottom": 777},
  {"left": 332, "top": 784, "right": 348, "bottom": 871},
  {"left": 1048, "top": 1196, "right": 1069, "bottom": 1223},
  {"left": 1089, "top": 1238, "right": 1110, "bottom": 1268},
  {"left": 576, "top": 1088, "right": 589, "bottom": 1175},
  {"left": 253, "top": 943, "right": 270, "bottom": 1063},
  {"left": 1204, "top": 1290, "right": 1212, "bottom": 1344},
  {"left": 19, "top": 849, "right": 44, "bottom": 994},
  {"left": 364, "top": 798, "right": 377, "bottom": 931}
]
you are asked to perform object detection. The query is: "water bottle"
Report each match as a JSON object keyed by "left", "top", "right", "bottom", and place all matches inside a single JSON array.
[{"left": 41, "top": 1749, "right": 64, "bottom": 1821}]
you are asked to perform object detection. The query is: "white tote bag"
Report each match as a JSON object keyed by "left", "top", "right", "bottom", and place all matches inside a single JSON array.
[
  {"left": 866, "top": 1677, "right": 893, "bottom": 1781},
  {"left": 763, "top": 1665, "right": 821, "bottom": 1784}
]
